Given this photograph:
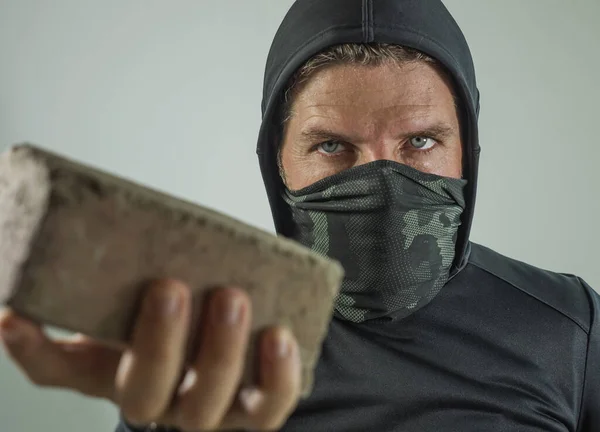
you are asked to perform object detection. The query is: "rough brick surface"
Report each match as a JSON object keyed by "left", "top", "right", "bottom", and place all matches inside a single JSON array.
[{"left": 0, "top": 144, "right": 344, "bottom": 396}]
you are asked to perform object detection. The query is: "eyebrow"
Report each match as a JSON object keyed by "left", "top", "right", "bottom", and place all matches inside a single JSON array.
[
  {"left": 405, "top": 123, "right": 456, "bottom": 140},
  {"left": 299, "top": 129, "right": 355, "bottom": 144},
  {"left": 299, "top": 123, "right": 457, "bottom": 143}
]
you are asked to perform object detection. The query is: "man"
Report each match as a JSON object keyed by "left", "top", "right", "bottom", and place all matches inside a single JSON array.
[{"left": 0, "top": 0, "right": 598, "bottom": 431}]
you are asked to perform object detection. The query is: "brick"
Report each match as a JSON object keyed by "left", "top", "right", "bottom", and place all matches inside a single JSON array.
[{"left": 0, "top": 144, "right": 344, "bottom": 397}]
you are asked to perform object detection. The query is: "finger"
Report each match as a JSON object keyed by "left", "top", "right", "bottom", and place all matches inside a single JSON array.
[
  {"left": 175, "top": 287, "right": 251, "bottom": 431},
  {"left": 226, "top": 327, "right": 301, "bottom": 431},
  {"left": 116, "top": 279, "right": 191, "bottom": 426},
  {"left": 0, "top": 309, "right": 121, "bottom": 399},
  {"left": 220, "top": 327, "right": 301, "bottom": 431}
]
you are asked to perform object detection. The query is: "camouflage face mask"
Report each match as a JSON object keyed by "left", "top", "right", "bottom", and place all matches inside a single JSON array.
[{"left": 283, "top": 160, "right": 467, "bottom": 323}]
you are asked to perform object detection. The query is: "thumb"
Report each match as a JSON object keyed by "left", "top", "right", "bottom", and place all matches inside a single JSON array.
[{"left": 0, "top": 309, "right": 122, "bottom": 400}]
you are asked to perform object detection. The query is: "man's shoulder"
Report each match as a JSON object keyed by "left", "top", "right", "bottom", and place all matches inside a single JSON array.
[{"left": 466, "top": 242, "right": 597, "bottom": 334}]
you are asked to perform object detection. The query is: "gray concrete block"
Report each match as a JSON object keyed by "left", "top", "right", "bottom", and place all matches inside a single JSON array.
[{"left": 0, "top": 144, "right": 344, "bottom": 397}]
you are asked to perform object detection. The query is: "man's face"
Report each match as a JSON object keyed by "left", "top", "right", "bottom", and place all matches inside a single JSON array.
[{"left": 280, "top": 61, "right": 463, "bottom": 190}]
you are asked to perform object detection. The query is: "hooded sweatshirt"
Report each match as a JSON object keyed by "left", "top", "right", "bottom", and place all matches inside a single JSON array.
[{"left": 118, "top": 1, "right": 599, "bottom": 431}]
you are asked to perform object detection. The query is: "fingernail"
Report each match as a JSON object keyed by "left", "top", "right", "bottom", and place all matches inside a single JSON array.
[
  {"left": 271, "top": 328, "right": 292, "bottom": 361},
  {"left": 148, "top": 283, "right": 182, "bottom": 318},
  {"left": 213, "top": 292, "right": 244, "bottom": 326},
  {"left": 239, "top": 387, "right": 264, "bottom": 414}
]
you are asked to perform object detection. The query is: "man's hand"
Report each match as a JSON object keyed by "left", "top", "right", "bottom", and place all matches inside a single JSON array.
[{"left": 0, "top": 279, "right": 302, "bottom": 431}]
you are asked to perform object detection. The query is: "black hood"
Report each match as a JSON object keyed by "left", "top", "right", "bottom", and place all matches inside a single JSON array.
[{"left": 256, "top": 0, "right": 480, "bottom": 274}]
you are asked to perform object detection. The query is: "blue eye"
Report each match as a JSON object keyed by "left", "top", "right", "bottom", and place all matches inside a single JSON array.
[
  {"left": 410, "top": 136, "right": 435, "bottom": 150},
  {"left": 318, "top": 141, "right": 343, "bottom": 154}
]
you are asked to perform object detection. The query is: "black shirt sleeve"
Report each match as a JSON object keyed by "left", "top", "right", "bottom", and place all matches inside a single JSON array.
[{"left": 577, "top": 278, "right": 600, "bottom": 432}]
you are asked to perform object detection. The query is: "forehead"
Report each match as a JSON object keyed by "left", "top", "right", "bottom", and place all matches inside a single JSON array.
[{"left": 291, "top": 62, "right": 457, "bottom": 118}]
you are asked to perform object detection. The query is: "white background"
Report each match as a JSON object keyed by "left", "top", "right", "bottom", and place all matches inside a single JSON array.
[{"left": 0, "top": 1, "right": 598, "bottom": 430}]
